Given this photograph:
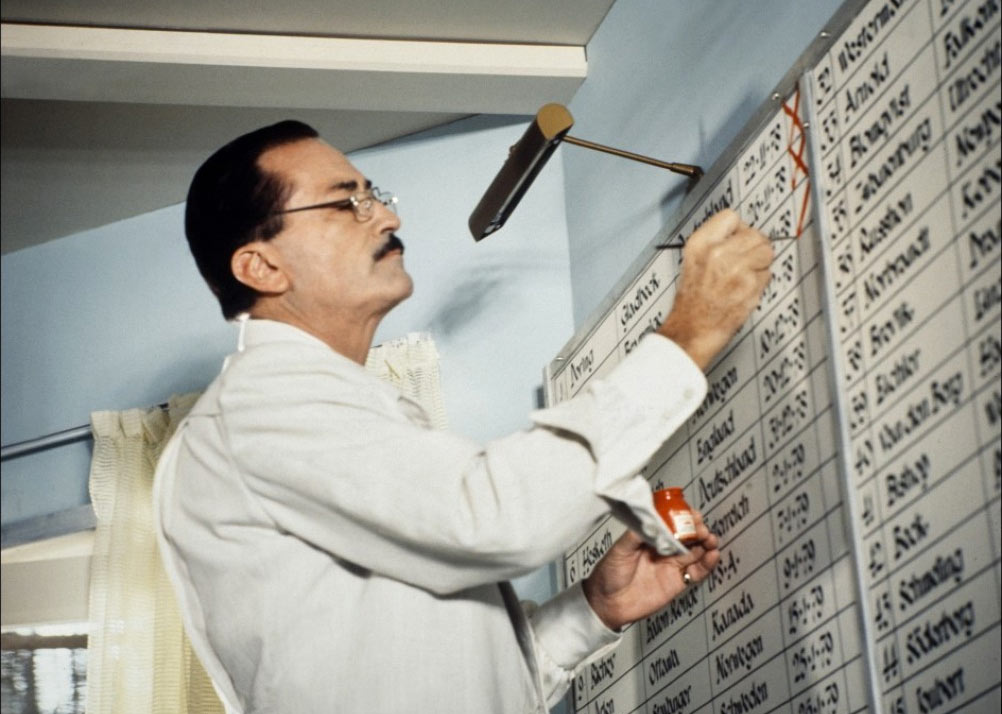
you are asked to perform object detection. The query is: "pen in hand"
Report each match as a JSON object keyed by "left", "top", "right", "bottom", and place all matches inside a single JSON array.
[{"left": 655, "top": 235, "right": 798, "bottom": 250}]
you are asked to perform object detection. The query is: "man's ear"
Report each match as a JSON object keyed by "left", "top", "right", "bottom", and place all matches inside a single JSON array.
[{"left": 231, "top": 241, "right": 289, "bottom": 295}]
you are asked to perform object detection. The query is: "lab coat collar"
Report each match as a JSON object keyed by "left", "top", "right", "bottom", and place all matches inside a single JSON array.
[{"left": 232, "top": 317, "right": 406, "bottom": 400}]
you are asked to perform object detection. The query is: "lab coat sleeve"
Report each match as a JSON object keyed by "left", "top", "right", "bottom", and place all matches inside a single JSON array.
[
  {"left": 525, "top": 583, "right": 625, "bottom": 707},
  {"left": 221, "top": 334, "right": 707, "bottom": 594}
]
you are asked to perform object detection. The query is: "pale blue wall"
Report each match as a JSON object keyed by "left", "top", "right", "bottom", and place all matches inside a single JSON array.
[
  {"left": 1, "top": 201, "right": 233, "bottom": 524},
  {"left": 563, "top": 0, "right": 844, "bottom": 326}
]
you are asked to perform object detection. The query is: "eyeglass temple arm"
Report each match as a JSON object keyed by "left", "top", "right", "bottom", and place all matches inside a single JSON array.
[{"left": 561, "top": 135, "right": 703, "bottom": 180}]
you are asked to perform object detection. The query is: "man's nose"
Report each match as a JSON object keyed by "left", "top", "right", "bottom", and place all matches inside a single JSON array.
[{"left": 375, "top": 201, "right": 401, "bottom": 232}]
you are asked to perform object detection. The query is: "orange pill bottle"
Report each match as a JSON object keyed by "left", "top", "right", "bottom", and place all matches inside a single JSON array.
[{"left": 653, "top": 487, "right": 699, "bottom": 545}]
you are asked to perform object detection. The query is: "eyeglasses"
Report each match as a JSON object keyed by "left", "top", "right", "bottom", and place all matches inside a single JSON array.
[{"left": 273, "top": 187, "right": 398, "bottom": 222}]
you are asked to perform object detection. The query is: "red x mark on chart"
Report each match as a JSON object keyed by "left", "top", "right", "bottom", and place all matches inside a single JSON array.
[{"left": 783, "top": 88, "right": 811, "bottom": 237}]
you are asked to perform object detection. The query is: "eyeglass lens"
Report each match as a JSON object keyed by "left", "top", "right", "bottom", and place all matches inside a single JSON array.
[{"left": 355, "top": 188, "right": 397, "bottom": 219}]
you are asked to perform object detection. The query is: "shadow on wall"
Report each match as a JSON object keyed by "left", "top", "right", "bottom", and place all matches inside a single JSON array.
[
  {"left": 425, "top": 256, "right": 563, "bottom": 338},
  {"left": 658, "top": 87, "right": 764, "bottom": 232},
  {"left": 656, "top": 177, "right": 695, "bottom": 229},
  {"left": 426, "top": 266, "right": 508, "bottom": 337}
]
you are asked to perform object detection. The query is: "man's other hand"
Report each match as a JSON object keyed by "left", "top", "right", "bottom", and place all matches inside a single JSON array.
[{"left": 582, "top": 513, "right": 720, "bottom": 631}]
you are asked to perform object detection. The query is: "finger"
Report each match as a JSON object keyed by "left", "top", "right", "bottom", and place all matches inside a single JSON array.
[
  {"left": 686, "top": 514, "right": 719, "bottom": 554},
  {"left": 683, "top": 515, "right": 719, "bottom": 562},
  {"left": 686, "top": 550, "right": 721, "bottom": 581},
  {"left": 689, "top": 208, "right": 741, "bottom": 248},
  {"left": 702, "top": 547, "right": 722, "bottom": 568},
  {"left": 681, "top": 536, "right": 717, "bottom": 563},
  {"left": 707, "top": 232, "right": 774, "bottom": 274},
  {"left": 727, "top": 226, "right": 773, "bottom": 256},
  {"left": 680, "top": 562, "right": 707, "bottom": 586},
  {"left": 613, "top": 528, "right": 647, "bottom": 555},
  {"left": 690, "top": 539, "right": 721, "bottom": 567},
  {"left": 620, "top": 529, "right": 644, "bottom": 546},
  {"left": 747, "top": 238, "right": 776, "bottom": 269},
  {"left": 698, "top": 530, "right": 719, "bottom": 553},
  {"left": 679, "top": 543, "right": 706, "bottom": 565},
  {"left": 690, "top": 510, "right": 713, "bottom": 538},
  {"left": 687, "top": 513, "right": 710, "bottom": 542}
]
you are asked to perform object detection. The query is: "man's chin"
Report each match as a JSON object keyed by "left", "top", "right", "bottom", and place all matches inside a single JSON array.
[{"left": 389, "top": 273, "right": 415, "bottom": 306}]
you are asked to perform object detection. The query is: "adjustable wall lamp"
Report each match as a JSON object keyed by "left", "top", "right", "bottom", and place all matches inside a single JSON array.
[{"left": 468, "top": 103, "right": 703, "bottom": 241}]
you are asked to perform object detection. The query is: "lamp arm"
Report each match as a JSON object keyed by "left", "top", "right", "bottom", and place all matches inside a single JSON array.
[{"left": 562, "top": 135, "right": 703, "bottom": 180}]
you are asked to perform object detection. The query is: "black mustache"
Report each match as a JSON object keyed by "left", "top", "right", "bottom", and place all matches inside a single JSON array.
[{"left": 374, "top": 234, "right": 405, "bottom": 260}]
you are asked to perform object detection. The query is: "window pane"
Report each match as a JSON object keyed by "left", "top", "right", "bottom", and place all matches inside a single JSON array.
[{"left": 1, "top": 625, "right": 87, "bottom": 714}]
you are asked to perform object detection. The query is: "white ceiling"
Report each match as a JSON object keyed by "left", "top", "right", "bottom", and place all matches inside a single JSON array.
[{"left": 1, "top": 1, "right": 614, "bottom": 253}]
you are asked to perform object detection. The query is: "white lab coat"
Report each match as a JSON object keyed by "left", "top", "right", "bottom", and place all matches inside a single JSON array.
[{"left": 153, "top": 319, "right": 706, "bottom": 713}]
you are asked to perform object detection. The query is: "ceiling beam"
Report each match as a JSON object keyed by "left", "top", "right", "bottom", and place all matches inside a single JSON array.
[{"left": 1, "top": 23, "right": 587, "bottom": 114}]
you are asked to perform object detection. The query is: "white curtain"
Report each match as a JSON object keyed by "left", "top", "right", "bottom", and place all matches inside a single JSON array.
[
  {"left": 86, "top": 392, "right": 220, "bottom": 714},
  {"left": 85, "top": 332, "right": 447, "bottom": 713},
  {"left": 365, "top": 331, "right": 449, "bottom": 430}
]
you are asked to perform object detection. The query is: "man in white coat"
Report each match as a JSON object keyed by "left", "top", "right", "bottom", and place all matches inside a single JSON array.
[{"left": 154, "top": 120, "right": 774, "bottom": 713}]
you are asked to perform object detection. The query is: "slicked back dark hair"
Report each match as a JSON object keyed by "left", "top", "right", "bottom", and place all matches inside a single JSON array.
[{"left": 185, "top": 120, "right": 320, "bottom": 319}]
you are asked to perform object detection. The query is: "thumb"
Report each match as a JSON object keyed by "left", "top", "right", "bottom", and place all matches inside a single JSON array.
[{"left": 612, "top": 528, "right": 646, "bottom": 555}]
